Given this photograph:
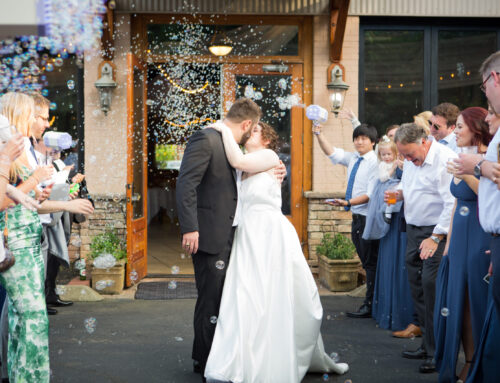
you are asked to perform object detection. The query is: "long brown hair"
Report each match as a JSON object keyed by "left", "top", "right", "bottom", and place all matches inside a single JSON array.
[
  {"left": 459, "top": 107, "right": 491, "bottom": 149},
  {"left": 259, "top": 122, "right": 280, "bottom": 152}
]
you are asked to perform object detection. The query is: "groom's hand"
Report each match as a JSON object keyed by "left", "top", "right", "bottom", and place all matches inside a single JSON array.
[
  {"left": 274, "top": 161, "right": 287, "bottom": 184},
  {"left": 182, "top": 231, "right": 199, "bottom": 255}
]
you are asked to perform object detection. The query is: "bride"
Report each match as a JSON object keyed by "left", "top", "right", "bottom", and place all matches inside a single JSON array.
[{"left": 204, "top": 121, "right": 349, "bottom": 383}]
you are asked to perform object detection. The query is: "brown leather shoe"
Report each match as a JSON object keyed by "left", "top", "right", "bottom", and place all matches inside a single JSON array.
[{"left": 392, "top": 323, "right": 422, "bottom": 338}]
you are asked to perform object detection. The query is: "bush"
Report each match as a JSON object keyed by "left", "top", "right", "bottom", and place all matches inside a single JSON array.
[
  {"left": 89, "top": 230, "right": 127, "bottom": 261},
  {"left": 316, "top": 233, "right": 356, "bottom": 260}
]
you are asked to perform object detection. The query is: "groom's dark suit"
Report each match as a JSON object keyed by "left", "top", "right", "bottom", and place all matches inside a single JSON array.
[{"left": 176, "top": 127, "right": 238, "bottom": 371}]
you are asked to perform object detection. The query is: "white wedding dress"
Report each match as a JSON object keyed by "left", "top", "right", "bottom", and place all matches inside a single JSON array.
[{"left": 205, "top": 172, "right": 349, "bottom": 383}]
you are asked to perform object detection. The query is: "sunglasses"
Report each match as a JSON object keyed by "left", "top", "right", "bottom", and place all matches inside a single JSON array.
[
  {"left": 480, "top": 72, "right": 500, "bottom": 93},
  {"left": 428, "top": 120, "right": 444, "bottom": 131}
]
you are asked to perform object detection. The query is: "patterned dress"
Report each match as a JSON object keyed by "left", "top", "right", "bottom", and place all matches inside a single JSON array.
[{"left": 0, "top": 167, "right": 49, "bottom": 382}]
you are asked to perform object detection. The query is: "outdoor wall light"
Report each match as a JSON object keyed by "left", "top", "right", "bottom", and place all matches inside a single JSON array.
[
  {"left": 94, "top": 62, "right": 117, "bottom": 115},
  {"left": 326, "top": 65, "right": 349, "bottom": 116},
  {"left": 208, "top": 31, "right": 233, "bottom": 56}
]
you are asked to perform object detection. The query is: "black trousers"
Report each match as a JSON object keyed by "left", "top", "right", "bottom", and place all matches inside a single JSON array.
[
  {"left": 45, "top": 254, "right": 61, "bottom": 301},
  {"left": 405, "top": 224, "right": 444, "bottom": 357},
  {"left": 490, "top": 235, "right": 500, "bottom": 316},
  {"left": 191, "top": 227, "right": 236, "bottom": 370},
  {"left": 351, "top": 214, "right": 379, "bottom": 307}
]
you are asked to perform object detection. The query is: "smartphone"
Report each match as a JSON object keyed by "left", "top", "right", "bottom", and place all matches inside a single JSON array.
[
  {"left": 497, "top": 142, "right": 500, "bottom": 163},
  {"left": 324, "top": 199, "right": 337, "bottom": 204}
]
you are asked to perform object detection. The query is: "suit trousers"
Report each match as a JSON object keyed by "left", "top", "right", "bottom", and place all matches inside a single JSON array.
[
  {"left": 191, "top": 227, "right": 236, "bottom": 370},
  {"left": 351, "top": 214, "right": 379, "bottom": 307},
  {"left": 405, "top": 224, "right": 444, "bottom": 357},
  {"left": 490, "top": 235, "right": 500, "bottom": 316}
]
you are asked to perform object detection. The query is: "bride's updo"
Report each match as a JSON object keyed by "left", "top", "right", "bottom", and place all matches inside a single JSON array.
[{"left": 259, "top": 122, "right": 280, "bottom": 152}]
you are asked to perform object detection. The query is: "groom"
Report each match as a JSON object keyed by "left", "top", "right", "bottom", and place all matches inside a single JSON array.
[{"left": 176, "top": 98, "right": 262, "bottom": 380}]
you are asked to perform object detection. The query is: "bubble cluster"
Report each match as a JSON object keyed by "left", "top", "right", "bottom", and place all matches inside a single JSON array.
[
  {"left": 93, "top": 253, "right": 116, "bottom": 269},
  {"left": 94, "top": 279, "right": 114, "bottom": 291}
]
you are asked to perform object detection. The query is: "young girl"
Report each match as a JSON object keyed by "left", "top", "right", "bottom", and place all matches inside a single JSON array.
[{"left": 377, "top": 137, "right": 398, "bottom": 222}]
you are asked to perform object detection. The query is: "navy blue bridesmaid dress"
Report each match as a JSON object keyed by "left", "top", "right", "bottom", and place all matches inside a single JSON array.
[{"left": 434, "top": 179, "right": 490, "bottom": 382}]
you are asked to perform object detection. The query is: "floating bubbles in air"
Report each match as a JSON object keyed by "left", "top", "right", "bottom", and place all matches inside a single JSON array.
[
  {"left": 129, "top": 270, "right": 138, "bottom": 283},
  {"left": 94, "top": 280, "right": 108, "bottom": 291},
  {"left": 93, "top": 253, "right": 116, "bottom": 269},
  {"left": 254, "top": 91, "right": 263, "bottom": 101},
  {"left": 74, "top": 259, "right": 85, "bottom": 270},
  {"left": 174, "top": 336, "right": 183, "bottom": 342},
  {"left": 46, "top": 63, "right": 54, "bottom": 72},
  {"left": 55, "top": 285, "right": 66, "bottom": 296},
  {"left": 84, "top": 317, "right": 97, "bottom": 334},
  {"left": 171, "top": 265, "right": 180, "bottom": 274},
  {"left": 54, "top": 57, "right": 64, "bottom": 67},
  {"left": 244, "top": 85, "right": 255, "bottom": 99},
  {"left": 41, "top": 89, "right": 49, "bottom": 97},
  {"left": 89, "top": 155, "right": 97, "bottom": 164},
  {"left": 459, "top": 206, "right": 470, "bottom": 216},
  {"left": 277, "top": 78, "right": 287, "bottom": 90},
  {"left": 329, "top": 352, "right": 340, "bottom": 363},
  {"left": 70, "top": 235, "right": 82, "bottom": 248},
  {"left": 215, "top": 260, "right": 225, "bottom": 270},
  {"left": 168, "top": 281, "right": 177, "bottom": 290},
  {"left": 67, "top": 80, "right": 75, "bottom": 90},
  {"left": 322, "top": 374, "right": 329, "bottom": 381},
  {"left": 49, "top": 102, "right": 57, "bottom": 111},
  {"left": 441, "top": 307, "right": 449, "bottom": 317},
  {"left": 210, "top": 316, "right": 217, "bottom": 324}
]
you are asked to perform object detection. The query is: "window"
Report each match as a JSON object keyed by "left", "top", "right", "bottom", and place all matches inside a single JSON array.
[{"left": 360, "top": 19, "right": 500, "bottom": 135}]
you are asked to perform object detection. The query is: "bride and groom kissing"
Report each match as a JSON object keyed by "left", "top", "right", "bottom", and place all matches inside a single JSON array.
[{"left": 176, "top": 98, "right": 348, "bottom": 383}]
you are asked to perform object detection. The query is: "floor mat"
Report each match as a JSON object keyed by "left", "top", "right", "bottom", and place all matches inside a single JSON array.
[{"left": 135, "top": 281, "right": 198, "bottom": 300}]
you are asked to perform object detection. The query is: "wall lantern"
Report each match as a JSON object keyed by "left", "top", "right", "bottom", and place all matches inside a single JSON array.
[
  {"left": 326, "top": 65, "right": 349, "bottom": 116},
  {"left": 94, "top": 62, "right": 117, "bottom": 115},
  {"left": 208, "top": 31, "right": 233, "bottom": 56}
]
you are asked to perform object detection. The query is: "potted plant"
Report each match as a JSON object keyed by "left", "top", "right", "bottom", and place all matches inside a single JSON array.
[
  {"left": 317, "top": 233, "right": 361, "bottom": 292},
  {"left": 89, "top": 230, "right": 127, "bottom": 294}
]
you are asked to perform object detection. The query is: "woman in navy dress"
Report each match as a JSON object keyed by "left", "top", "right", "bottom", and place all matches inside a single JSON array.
[{"left": 434, "top": 107, "right": 492, "bottom": 382}]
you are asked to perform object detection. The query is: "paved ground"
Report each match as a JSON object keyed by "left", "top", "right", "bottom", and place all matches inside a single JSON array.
[{"left": 49, "top": 296, "right": 438, "bottom": 383}]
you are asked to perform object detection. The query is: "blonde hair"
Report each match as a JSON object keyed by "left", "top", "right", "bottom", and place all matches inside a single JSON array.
[
  {"left": 413, "top": 110, "right": 432, "bottom": 136},
  {"left": 30, "top": 92, "right": 51, "bottom": 115},
  {"left": 0, "top": 92, "right": 35, "bottom": 181},
  {"left": 377, "top": 136, "right": 397, "bottom": 162}
]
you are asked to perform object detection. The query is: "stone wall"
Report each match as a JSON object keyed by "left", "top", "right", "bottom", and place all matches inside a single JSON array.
[
  {"left": 67, "top": 196, "right": 127, "bottom": 262},
  {"left": 305, "top": 191, "right": 353, "bottom": 274}
]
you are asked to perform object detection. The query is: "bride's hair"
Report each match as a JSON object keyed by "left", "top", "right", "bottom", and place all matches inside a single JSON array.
[{"left": 259, "top": 122, "right": 280, "bottom": 152}]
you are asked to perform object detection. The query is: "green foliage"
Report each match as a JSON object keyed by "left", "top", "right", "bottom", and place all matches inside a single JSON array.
[
  {"left": 89, "top": 230, "right": 127, "bottom": 261},
  {"left": 316, "top": 233, "right": 356, "bottom": 260}
]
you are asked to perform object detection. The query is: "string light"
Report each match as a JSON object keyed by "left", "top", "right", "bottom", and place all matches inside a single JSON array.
[
  {"left": 155, "top": 64, "right": 209, "bottom": 94},
  {"left": 164, "top": 117, "right": 216, "bottom": 128}
]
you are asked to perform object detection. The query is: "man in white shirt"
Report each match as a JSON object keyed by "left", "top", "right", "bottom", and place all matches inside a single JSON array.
[
  {"left": 314, "top": 124, "right": 379, "bottom": 318},
  {"left": 390, "top": 123, "right": 456, "bottom": 374},
  {"left": 429, "top": 102, "right": 460, "bottom": 153}
]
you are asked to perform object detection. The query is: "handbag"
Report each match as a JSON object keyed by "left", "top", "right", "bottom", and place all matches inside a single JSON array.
[{"left": 0, "top": 212, "right": 15, "bottom": 273}]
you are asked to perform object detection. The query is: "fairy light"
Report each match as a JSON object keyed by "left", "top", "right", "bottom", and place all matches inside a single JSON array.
[
  {"left": 164, "top": 117, "right": 216, "bottom": 128},
  {"left": 156, "top": 64, "right": 209, "bottom": 94}
]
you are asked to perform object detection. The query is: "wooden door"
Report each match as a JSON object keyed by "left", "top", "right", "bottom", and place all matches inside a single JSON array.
[
  {"left": 223, "top": 64, "right": 305, "bottom": 243},
  {"left": 126, "top": 53, "right": 148, "bottom": 286}
]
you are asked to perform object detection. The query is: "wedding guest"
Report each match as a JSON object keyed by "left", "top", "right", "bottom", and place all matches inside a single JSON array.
[
  {"left": 414, "top": 111, "right": 432, "bottom": 136},
  {"left": 434, "top": 107, "right": 491, "bottom": 382},
  {"left": 429, "top": 103, "right": 460, "bottom": 152},
  {"left": 313, "top": 123, "right": 379, "bottom": 318},
  {"left": 389, "top": 123, "right": 456, "bottom": 374},
  {"left": 386, "top": 125, "right": 399, "bottom": 140},
  {"left": 366, "top": 136, "right": 415, "bottom": 332}
]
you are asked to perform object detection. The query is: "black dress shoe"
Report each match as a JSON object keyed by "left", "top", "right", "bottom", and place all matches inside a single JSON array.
[
  {"left": 346, "top": 304, "right": 371, "bottom": 318},
  {"left": 402, "top": 347, "right": 427, "bottom": 359},
  {"left": 193, "top": 360, "right": 202, "bottom": 374},
  {"left": 46, "top": 298, "right": 73, "bottom": 307},
  {"left": 419, "top": 358, "right": 436, "bottom": 373},
  {"left": 47, "top": 307, "right": 58, "bottom": 315}
]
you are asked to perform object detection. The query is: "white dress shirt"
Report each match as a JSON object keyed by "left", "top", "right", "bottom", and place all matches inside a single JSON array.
[
  {"left": 400, "top": 140, "right": 457, "bottom": 234},
  {"left": 328, "top": 149, "right": 378, "bottom": 216},
  {"left": 232, "top": 169, "right": 242, "bottom": 227},
  {"left": 439, "top": 132, "right": 458, "bottom": 153},
  {"left": 25, "top": 143, "right": 52, "bottom": 225},
  {"left": 478, "top": 128, "right": 500, "bottom": 234}
]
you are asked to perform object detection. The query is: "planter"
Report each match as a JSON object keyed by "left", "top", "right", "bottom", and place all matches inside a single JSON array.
[
  {"left": 91, "top": 259, "right": 126, "bottom": 294},
  {"left": 318, "top": 255, "right": 361, "bottom": 292}
]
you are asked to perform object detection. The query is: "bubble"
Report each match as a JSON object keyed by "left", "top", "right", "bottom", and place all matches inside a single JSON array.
[
  {"left": 329, "top": 352, "right": 340, "bottom": 363},
  {"left": 168, "top": 281, "right": 177, "bottom": 290},
  {"left": 46, "top": 63, "right": 54, "bottom": 72},
  {"left": 21, "top": 67, "right": 30, "bottom": 77},
  {"left": 84, "top": 317, "right": 96, "bottom": 334},
  {"left": 244, "top": 85, "right": 255, "bottom": 99},
  {"left": 254, "top": 91, "right": 263, "bottom": 100},
  {"left": 145, "top": 99, "right": 154, "bottom": 106},
  {"left": 30, "top": 66, "right": 40, "bottom": 76},
  {"left": 41, "top": 89, "right": 49, "bottom": 96},
  {"left": 80, "top": 289, "right": 87, "bottom": 295},
  {"left": 49, "top": 102, "right": 57, "bottom": 111},
  {"left": 459, "top": 206, "right": 470, "bottom": 216},
  {"left": 441, "top": 307, "right": 449, "bottom": 317},
  {"left": 278, "top": 78, "right": 287, "bottom": 89},
  {"left": 74, "top": 259, "right": 85, "bottom": 270},
  {"left": 93, "top": 253, "right": 116, "bottom": 269},
  {"left": 70, "top": 235, "right": 82, "bottom": 248},
  {"left": 215, "top": 260, "right": 225, "bottom": 270},
  {"left": 95, "top": 280, "right": 108, "bottom": 291},
  {"left": 55, "top": 286, "right": 66, "bottom": 296},
  {"left": 326, "top": 315, "right": 331, "bottom": 320},
  {"left": 54, "top": 57, "right": 64, "bottom": 67},
  {"left": 58, "top": 349, "right": 63, "bottom": 355},
  {"left": 322, "top": 373, "right": 329, "bottom": 381},
  {"left": 174, "top": 336, "right": 183, "bottom": 342},
  {"left": 210, "top": 316, "right": 217, "bottom": 324},
  {"left": 171, "top": 265, "right": 180, "bottom": 274},
  {"left": 130, "top": 270, "right": 138, "bottom": 282},
  {"left": 89, "top": 155, "right": 97, "bottom": 164},
  {"left": 180, "top": 253, "right": 186, "bottom": 259},
  {"left": 67, "top": 80, "right": 75, "bottom": 90}
]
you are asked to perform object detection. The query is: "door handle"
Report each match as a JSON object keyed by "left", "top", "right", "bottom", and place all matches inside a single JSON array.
[{"left": 131, "top": 193, "right": 141, "bottom": 202}]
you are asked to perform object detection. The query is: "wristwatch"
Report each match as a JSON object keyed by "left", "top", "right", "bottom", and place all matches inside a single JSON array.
[
  {"left": 430, "top": 235, "right": 441, "bottom": 244},
  {"left": 474, "top": 159, "right": 485, "bottom": 177}
]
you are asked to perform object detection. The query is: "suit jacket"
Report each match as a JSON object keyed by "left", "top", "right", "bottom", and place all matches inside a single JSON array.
[{"left": 176, "top": 128, "right": 238, "bottom": 255}]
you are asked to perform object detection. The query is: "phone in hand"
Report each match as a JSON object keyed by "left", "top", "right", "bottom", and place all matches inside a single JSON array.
[
  {"left": 497, "top": 142, "right": 500, "bottom": 163},
  {"left": 324, "top": 198, "right": 338, "bottom": 204}
]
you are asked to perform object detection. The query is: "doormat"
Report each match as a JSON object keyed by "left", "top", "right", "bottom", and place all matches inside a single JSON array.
[{"left": 135, "top": 281, "right": 198, "bottom": 300}]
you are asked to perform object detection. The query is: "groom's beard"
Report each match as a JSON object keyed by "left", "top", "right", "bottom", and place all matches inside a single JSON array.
[{"left": 239, "top": 130, "right": 252, "bottom": 145}]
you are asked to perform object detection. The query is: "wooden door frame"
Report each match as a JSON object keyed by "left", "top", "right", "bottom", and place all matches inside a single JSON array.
[
  {"left": 126, "top": 53, "right": 148, "bottom": 286},
  {"left": 130, "top": 14, "right": 313, "bottom": 257}
]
